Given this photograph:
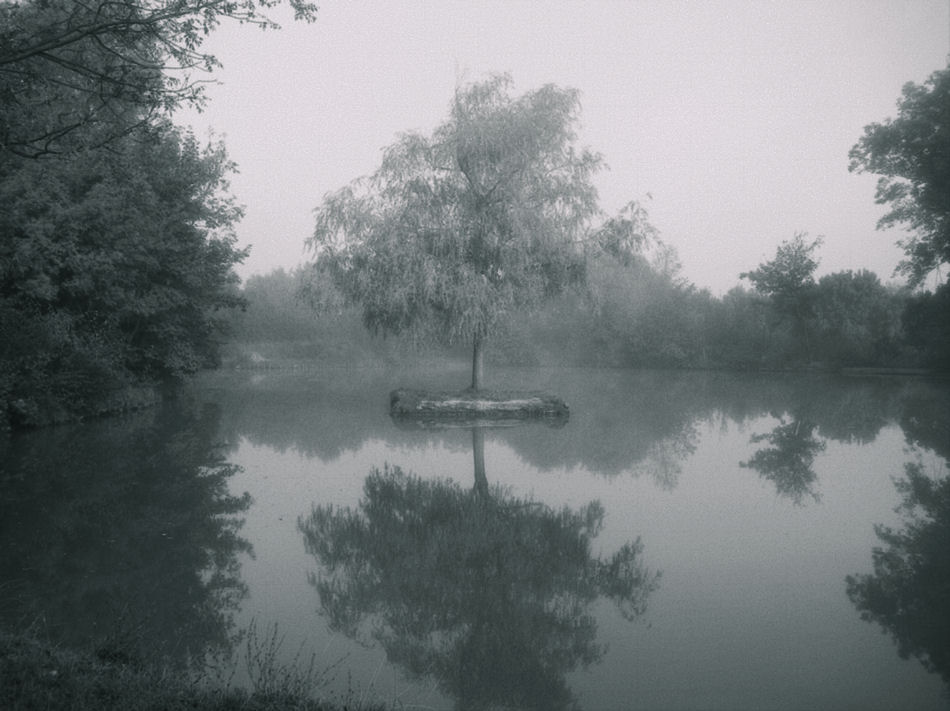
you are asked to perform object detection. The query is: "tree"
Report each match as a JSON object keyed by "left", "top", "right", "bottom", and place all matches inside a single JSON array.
[
  {"left": 0, "top": 122, "right": 247, "bottom": 425},
  {"left": 740, "top": 414, "right": 826, "bottom": 505},
  {"left": 846, "top": 461, "right": 950, "bottom": 685},
  {"left": 0, "top": 0, "right": 318, "bottom": 158},
  {"left": 849, "top": 66, "right": 950, "bottom": 287},
  {"left": 308, "top": 74, "right": 614, "bottom": 390},
  {"left": 0, "top": 1, "right": 319, "bottom": 426},
  {"left": 299, "top": 455, "right": 659, "bottom": 709},
  {"left": 901, "top": 281, "right": 950, "bottom": 371},
  {"left": 811, "top": 270, "right": 904, "bottom": 366},
  {"left": 741, "top": 232, "right": 822, "bottom": 360},
  {"left": 0, "top": 400, "right": 251, "bottom": 667}
]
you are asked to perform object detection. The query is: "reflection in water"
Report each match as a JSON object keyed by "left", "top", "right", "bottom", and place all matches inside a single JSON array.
[
  {"left": 298, "top": 427, "right": 660, "bottom": 710},
  {"left": 741, "top": 414, "right": 826, "bottom": 504},
  {"left": 208, "top": 370, "right": 947, "bottom": 491},
  {"left": 900, "top": 392, "right": 950, "bottom": 462},
  {"left": 4, "top": 368, "right": 947, "bottom": 706},
  {"left": 846, "top": 459, "right": 950, "bottom": 686},
  {"left": 0, "top": 401, "right": 251, "bottom": 669}
]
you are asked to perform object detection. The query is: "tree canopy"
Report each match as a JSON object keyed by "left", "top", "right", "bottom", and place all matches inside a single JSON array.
[
  {"left": 740, "top": 414, "right": 825, "bottom": 505},
  {"left": 299, "top": 460, "right": 659, "bottom": 709},
  {"left": 741, "top": 232, "right": 822, "bottom": 307},
  {"left": 308, "top": 74, "right": 632, "bottom": 389},
  {"left": 846, "top": 460, "right": 950, "bottom": 684},
  {"left": 0, "top": 0, "right": 318, "bottom": 157},
  {"left": 741, "top": 232, "right": 822, "bottom": 360},
  {"left": 0, "top": 121, "right": 247, "bottom": 425},
  {"left": 849, "top": 66, "right": 950, "bottom": 287},
  {"left": 0, "top": 1, "right": 319, "bottom": 426}
]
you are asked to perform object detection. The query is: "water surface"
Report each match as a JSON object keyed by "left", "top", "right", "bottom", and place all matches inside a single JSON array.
[{"left": 1, "top": 365, "right": 948, "bottom": 710}]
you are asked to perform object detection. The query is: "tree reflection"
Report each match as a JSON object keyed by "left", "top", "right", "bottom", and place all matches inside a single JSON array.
[
  {"left": 298, "top": 428, "right": 660, "bottom": 710},
  {"left": 0, "top": 401, "right": 251, "bottom": 669},
  {"left": 740, "top": 414, "right": 826, "bottom": 504},
  {"left": 846, "top": 460, "right": 950, "bottom": 685}
]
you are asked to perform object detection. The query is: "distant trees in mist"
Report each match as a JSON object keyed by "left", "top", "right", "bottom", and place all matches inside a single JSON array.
[{"left": 230, "top": 235, "right": 947, "bottom": 372}]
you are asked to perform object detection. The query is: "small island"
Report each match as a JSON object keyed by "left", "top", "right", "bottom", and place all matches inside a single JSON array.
[{"left": 390, "top": 388, "right": 569, "bottom": 424}]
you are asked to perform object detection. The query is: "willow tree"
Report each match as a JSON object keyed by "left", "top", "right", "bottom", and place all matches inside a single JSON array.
[
  {"left": 308, "top": 74, "right": 604, "bottom": 390},
  {"left": 299, "top": 462, "right": 659, "bottom": 709}
]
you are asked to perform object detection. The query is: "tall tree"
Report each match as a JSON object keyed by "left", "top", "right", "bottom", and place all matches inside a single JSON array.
[
  {"left": 846, "top": 461, "right": 950, "bottom": 685},
  {"left": 299, "top": 460, "right": 659, "bottom": 709},
  {"left": 741, "top": 232, "right": 822, "bottom": 360},
  {"left": 0, "top": 1, "right": 317, "bottom": 426},
  {"left": 308, "top": 74, "right": 615, "bottom": 390},
  {"left": 811, "top": 270, "right": 904, "bottom": 366},
  {"left": 0, "top": 0, "right": 318, "bottom": 158},
  {"left": 849, "top": 66, "right": 950, "bottom": 287},
  {"left": 0, "top": 122, "right": 246, "bottom": 425}
]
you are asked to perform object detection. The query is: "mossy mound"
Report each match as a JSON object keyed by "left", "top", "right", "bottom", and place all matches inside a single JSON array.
[{"left": 390, "top": 388, "right": 569, "bottom": 425}]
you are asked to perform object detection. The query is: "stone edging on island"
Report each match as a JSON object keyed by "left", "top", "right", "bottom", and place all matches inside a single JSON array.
[{"left": 390, "top": 388, "right": 569, "bottom": 421}]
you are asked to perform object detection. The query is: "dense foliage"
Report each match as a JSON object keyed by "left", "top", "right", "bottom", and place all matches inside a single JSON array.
[
  {"left": 740, "top": 232, "right": 822, "bottom": 360},
  {"left": 0, "top": 1, "right": 317, "bottom": 426},
  {"left": 849, "top": 65, "right": 950, "bottom": 287},
  {"left": 846, "top": 460, "right": 950, "bottom": 684},
  {"left": 309, "top": 74, "right": 650, "bottom": 389},
  {"left": 1, "top": 124, "right": 247, "bottom": 425},
  {"left": 300, "top": 462, "right": 658, "bottom": 709},
  {"left": 239, "top": 237, "right": 936, "bottom": 373}
]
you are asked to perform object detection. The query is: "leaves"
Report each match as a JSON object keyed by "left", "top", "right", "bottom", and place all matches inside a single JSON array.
[
  {"left": 1, "top": 122, "right": 246, "bottom": 422},
  {"left": 0, "top": 0, "right": 318, "bottom": 157},
  {"left": 299, "top": 462, "right": 659, "bottom": 709},
  {"left": 846, "top": 461, "right": 950, "bottom": 682},
  {"left": 849, "top": 66, "right": 950, "bottom": 286},
  {"left": 308, "top": 74, "right": 602, "bottom": 349}
]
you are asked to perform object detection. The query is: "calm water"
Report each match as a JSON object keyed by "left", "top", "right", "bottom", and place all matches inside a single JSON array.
[{"left": 1, "top": 364, "right": 948, "bottom": 710}]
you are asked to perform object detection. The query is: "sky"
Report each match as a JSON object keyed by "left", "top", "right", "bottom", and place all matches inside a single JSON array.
[{"left": 178, "top": 0, "right": 950, "bottom": 295}]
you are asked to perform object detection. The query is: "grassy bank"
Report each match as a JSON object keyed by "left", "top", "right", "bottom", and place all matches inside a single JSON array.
[{"left": 0, "top": 632, "right": 384, "bottom": 711}]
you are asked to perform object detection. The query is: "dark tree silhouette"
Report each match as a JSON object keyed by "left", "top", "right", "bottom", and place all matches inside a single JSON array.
[
  {"left": 846, "top": 461, "right": 950, "bottom": 685},
  {"left": 741, "top": 414, "right": 826, "bottom": 504},
  {"left": 298, "top": 433, "right": 659, "bottom": 710},
  {"left": 741, "top": 232, "right": 822, "bottom": 361},
  {"left": 0, "top": 401, "right": 251, "bottom": 668},
  {"left": 849, "top": 65, "right": 950, "bottom": 286},
  {"left": 0, "top": 0, "right": 317, "bottom": 157}
]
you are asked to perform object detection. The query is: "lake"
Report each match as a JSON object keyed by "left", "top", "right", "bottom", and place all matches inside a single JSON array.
[{"left": 1, "top": 364, "right": 948, "bottom": 710}]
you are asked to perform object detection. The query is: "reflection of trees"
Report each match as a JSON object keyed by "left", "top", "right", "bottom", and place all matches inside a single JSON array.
[
  {"left": 298, "top": 430, "right": 660, "bottom": 710},
  {"left": 899, "top": 392, "right": 950, "bottom": 462},
  {"left": 741, "top": 414, "right": 826, "bottom": 504},
  {"left": 499, "top": 370, "right": 704, "bottom": 478},
  {"left": 846, "top": 460, "right": 950, "bottom": 685},
  {"left": 202, "top": 368, "right": 949, "bottom": 489},
  {"left": 0, "top": 400, "right": 251, "bottom": 669}
]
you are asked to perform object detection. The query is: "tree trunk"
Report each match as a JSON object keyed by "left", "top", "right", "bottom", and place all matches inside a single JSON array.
[
  {"left": 471, "top": 332, "right": 484, "bottom": 391},
  {"left": 472, "top": 427, "right": 488, "bottom": 497}
]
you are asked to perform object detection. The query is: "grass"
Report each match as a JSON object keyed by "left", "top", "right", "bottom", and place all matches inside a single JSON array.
[{"left": 0, "top": 628, "right": 386, "bottom": 711}]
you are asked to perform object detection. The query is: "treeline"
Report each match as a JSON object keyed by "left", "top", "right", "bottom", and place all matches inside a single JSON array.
[
  {"left": 0, "top": 1, "right": 315, "bottom": 428},
  {"left": 228, "top": 240, "right": 949, "bottom": 373},
  {"left": 224, "top": 267, "right": 415, "bottom": 366},
  {"left": 0, "top": 126, "right": 247, "bottom": 427}
]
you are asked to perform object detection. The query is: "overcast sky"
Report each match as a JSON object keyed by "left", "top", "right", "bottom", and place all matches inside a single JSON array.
[{"left": 178, "top": 0, "right": 949, "bottom": 294}]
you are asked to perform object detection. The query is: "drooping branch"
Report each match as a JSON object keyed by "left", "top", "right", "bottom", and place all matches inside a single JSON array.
[{"left": 0, "top": 0, "right": 318, "bottom": 157}]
